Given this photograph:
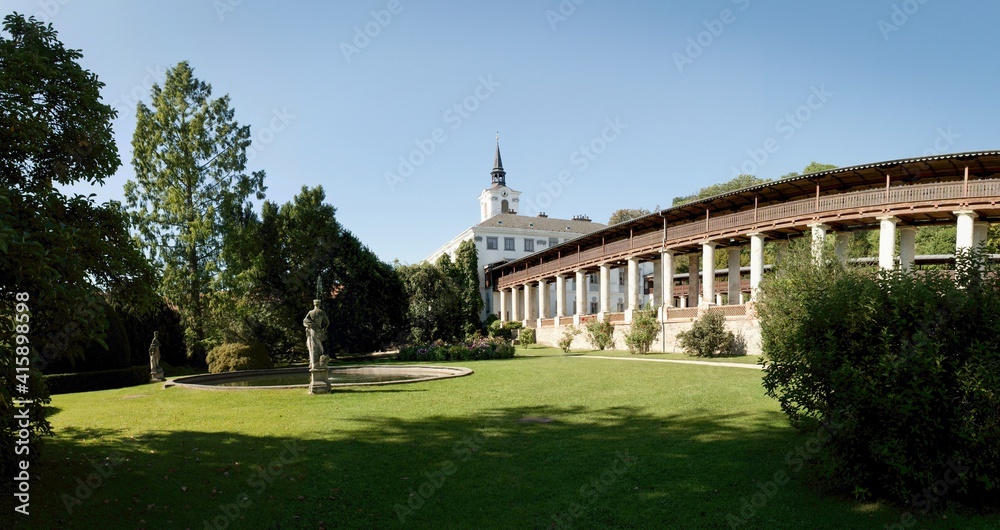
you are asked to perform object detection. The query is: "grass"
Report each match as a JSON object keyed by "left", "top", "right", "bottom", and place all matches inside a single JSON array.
[{"left": 16, "top": 347, "right": 999, "bottom": 529}]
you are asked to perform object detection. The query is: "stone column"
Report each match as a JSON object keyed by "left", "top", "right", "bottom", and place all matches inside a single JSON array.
[
  {"left": 511, "top": 286, "right": 520, "bottom": 322},
  {"left": 899, "top": 226, "right": 916, "bottom": 271},
  {"left": 702, "top": 242, "right": 716, "bottom": 306},
  {"left": 774, "top": 240, "right": 788, "bottom": 266},
  {"left": 727, "top": 247, "right": 741, "bottom": 305},
  {"left": 555, "top": 274, "right": 567, "bottom": 319},
  {"left": 974, "top": 221, "right": 990, "bottom": 249},
  {"left": 523, "top": 283, "right": 534, "bottom": 323},
  {"left": 809, "top": 223, "right": 829, "bottom": 264},
  {"left": 955, "top": 210, "right": 976, "bottom": 251},
  {"left": 661, "top": 251, "right": 675, "bottom": 309},
  {"left": 499, "top": 289, "right": 508, "bottom": 322},
  {"left": 834, "top": 232, "right": 851, "bottom": 264},
  {"left": 599, "top": 263, "right": 611, "bottom": 318},
  {"left": 625, "top": 256, "right": 639, "bottom": 322},
  {"left": 537, "top": 279, "right": 549, "bottom": 327},
  {"left": 877, "top": 215, "right": 898, "bottom": 270},
  {"left": 749, "top": 233, "right": 765, "bottom": 301},
  {"left": 687, "top": 254, "right": 699, "bottom": 307},
  {"left": 574, "top": 270, "right": 586, "bottom": 325}
]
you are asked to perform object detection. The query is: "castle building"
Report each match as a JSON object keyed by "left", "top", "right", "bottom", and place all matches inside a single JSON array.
[{"left": 424, "top": 140, "right": 608, "bottom": 319}]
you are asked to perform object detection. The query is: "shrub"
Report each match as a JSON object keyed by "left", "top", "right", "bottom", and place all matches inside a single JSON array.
[
  {"left": 677, "top": 310, "right": 734, "bottom": 357},
  {"left": 206, "top": 342, "right": 274, "bottom": 374},
  {"left": 488, "top": 320, "right": 522, "bottom": 340},
  {"left": 397, "top": 337, "right": 515, "bottom": 362},
  {"left": 758, "top": 244, "right": 1000, "bottom": 507},
  {"left": 558, "top": 327, "right": 581, "bottom": 353},
  {"left": 43, "top": 301, "right": 131, "bottom": 374},
  {"left": 585, "top": 318, "right": 615, "bottom": 350},
  {"left": 519, "top": 327, "right": 536, "bottom": 345},
  {"left": 43, "top": 366, "right": 151, "bottom": 395},
  {"left": 624, "top": 308, "right": 660, "bottom": 354}
]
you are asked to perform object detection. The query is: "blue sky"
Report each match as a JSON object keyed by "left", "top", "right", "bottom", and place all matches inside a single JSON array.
[{"left": 10, "top": 1, "right": 1000, "bottom": 264}]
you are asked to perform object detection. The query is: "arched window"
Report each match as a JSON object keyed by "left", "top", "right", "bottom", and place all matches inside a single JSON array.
[{"left": 501, "top": 199, "right": 509, "bottom": 213}]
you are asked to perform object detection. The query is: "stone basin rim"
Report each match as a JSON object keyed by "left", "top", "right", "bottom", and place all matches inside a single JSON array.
[{"left": 163, "top": 365, "right": 474, "bottom": 390}]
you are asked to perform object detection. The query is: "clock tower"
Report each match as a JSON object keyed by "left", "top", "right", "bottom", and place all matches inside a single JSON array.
[{"left": 478, "top": 138, "right": 521, "bottom": 221}]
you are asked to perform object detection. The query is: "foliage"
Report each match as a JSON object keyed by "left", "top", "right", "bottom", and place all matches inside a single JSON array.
[
  {"left": 122, "top": 298, "right": 186, "bottom": 368},
  {"left": 488, "top": 319, "right": 522, "bottom": 340},
  {"left": 584, "top": 318, "right": 616, "bottom": 350},
  {"left": 218, "top": 186, "right": 407, "bottom": 361},
  {"left": 624, "top": 308, "right": 660, "bottom": 354},
  {"left": 519, "top": 327, "right": 536, "bottom": 345},
  {"left": 43, "top": 366, "right": 150, "bottom": 395},
  {"left": 43, "top": 301, "right": 131, "bottom": 374},
  {"left": 0, "top": 13, "right": 157, "bottom": 510},
  {"left": 780, "top": 161, "right": 838, "bottom": 179},
  {"left": 453, "top": 239, "right": 484, "bottom": 334},
  {"left": 558, "top": 326, "right": 581, "bottom": 352},
  {"left": 672, "top": 174, "right": 770, "bottom": 205},
  {"left": 206, "top": 342, "right": 273, "bottom": 374},
  {"left": 677, "top": 311, "right": 734, "bottom": 357},
  {"left": 398, "top": 262, "right": 463, "bottom": 344},
  {"left": 608, "top": 208, "right": 651, "bottom": 225},
  {"left": 126, "top": 60, "right": 267, "bottom": 361},
  {"left": 396, "top": 337, "right": 515, "bottom": 362},
  {"left": 758, "top": 242, "right": 1000, "bottom": 506}
]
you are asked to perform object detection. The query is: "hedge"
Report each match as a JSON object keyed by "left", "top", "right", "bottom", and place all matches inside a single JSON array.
[{"left": 44, "top": 366, "right": 151, "bottom": 395}]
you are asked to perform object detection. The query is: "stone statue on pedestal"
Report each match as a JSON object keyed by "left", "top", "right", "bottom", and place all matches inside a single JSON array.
[
  {"left": 149, "top": 331, "right": 165, "bottom": 382},
  {"left": 303, "top": 299, "right": 330, "bottom": 369}
]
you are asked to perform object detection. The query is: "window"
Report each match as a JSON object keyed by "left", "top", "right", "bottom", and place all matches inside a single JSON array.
[
  {"left": 590, "top": 298, "right": 598, "bottom": 314},
  {"left": 549, "top": 238, "right": 559, "bottom": 247},
  {"left": 486, "top": 237, "right": 498, "bottom": 250},
  {"left": 619, "top": 272, "right": 626, "bottom": 286},
  {"left": 524, "top": 238, "right": 534, "bottom": 252},
  {"left": 589, "top": 274, "right": 598, "bottom": 284},
  {"left": 504, "top": 237, "right": 515, "bottom": 251}
]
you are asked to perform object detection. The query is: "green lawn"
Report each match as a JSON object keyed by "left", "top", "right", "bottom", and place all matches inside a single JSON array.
[{"left": 16, "top": 347, "right": 997, "bottom": 529}]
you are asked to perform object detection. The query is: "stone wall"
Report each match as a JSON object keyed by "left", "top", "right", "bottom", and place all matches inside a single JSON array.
[{"left": 533, "top": 317, "right": 762, "bottom": 356}]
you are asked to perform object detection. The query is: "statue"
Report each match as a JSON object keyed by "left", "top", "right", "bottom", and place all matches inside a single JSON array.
[
  {"left": 149, "top": 331, "right": 165, "bottom": 382},
  {"left": 303, "top": 299, "right": 330, "bottom": 370}
]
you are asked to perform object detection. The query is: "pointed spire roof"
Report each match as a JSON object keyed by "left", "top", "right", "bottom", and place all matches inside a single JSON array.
[{"left": 491, "top": 134, "right": 506, "bottom": 186}]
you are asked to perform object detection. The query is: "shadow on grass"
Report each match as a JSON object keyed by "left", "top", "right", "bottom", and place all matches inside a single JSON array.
[{"left": 17, "top": 405, "right": 997, "bottom": 530}]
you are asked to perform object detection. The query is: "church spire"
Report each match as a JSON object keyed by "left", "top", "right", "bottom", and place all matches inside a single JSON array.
[{"left": 491, "top": 134, "right": 506, "bottom": 186}]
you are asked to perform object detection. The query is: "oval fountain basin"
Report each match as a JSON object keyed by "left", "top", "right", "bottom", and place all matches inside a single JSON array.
[{"left": 164, "top": 365, "right": 472, "bottom": 390}]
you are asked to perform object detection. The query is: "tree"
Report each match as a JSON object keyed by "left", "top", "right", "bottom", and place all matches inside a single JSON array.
[
  {"left": 126, "top": 61, "right": 266, "bottom": 360},
  {"left": 398, "top": 263, "right": 463, "bottom": 343},
  {"left": 672, "top": 174, "right": 770, "bottom": 205},
  {"left": 0, "top": 13, "right": 155, "bottom": 511},
  {"left": 452, "top": 240, "right": 484, "bottom": 335},
  {"left": 779, "top": 161, "right": 838, "bottom": 179},
  {"left": 608, "top": 208, "right": 651, "bottom": 225}
]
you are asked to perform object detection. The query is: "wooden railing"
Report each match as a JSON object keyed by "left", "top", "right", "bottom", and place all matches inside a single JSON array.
[{"left": 497, "top": 178, "right": 1000, "bottom": 289}]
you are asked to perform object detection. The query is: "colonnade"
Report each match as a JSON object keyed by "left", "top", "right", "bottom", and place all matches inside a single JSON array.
[{"left": 497, "top": 210, "right": 990, "bottom": 327}]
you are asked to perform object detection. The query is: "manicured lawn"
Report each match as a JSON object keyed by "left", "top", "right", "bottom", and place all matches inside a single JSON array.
[{"left": 17, "top": 347, "right": 998, "bottom": 529}]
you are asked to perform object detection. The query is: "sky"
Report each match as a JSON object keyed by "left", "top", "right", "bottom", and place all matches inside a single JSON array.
[{"left": 9, "top": 0, "right": 1000, "bottom": 264}]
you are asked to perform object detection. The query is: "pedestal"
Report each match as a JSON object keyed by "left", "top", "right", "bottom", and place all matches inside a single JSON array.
[
  {"left": 150, "top": 367, "right": 165, "bottom": 382},
  {"left": 309, "top": 368, "right": 330, "bottom": 394}
]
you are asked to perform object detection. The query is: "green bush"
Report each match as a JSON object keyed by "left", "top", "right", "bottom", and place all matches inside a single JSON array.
[
  {"left": 519, "top": 327, "right": 536, "bottom": 345},
  {"left": 585, "top": 318, "right": 615, "bottom": 350},
  {"left": 43, "top": 366, "right": 150, "bottom": 395},
  {"left": 758, "top": 244, "right": 1000, "bottom": 507},
  {"left": 397, "top": 337, "right": 515, "bottom": 362},
  {"left": 43, "top": 301, "right": 132, "bottom": 374},
  {"left": 206, "top": 342, "right": 274, "bottom": 374},
  {"left": 558, "top": 327, "right": 581, "bottom": 353},
  {"left": 624, "top": 308, "right": 660, "bottom": 354},
  {"left": 488, "top": 319, "right": 522, "bottom": 340},
  {"left": 677, "top": 311, "right": 734, "bottom": 357}
]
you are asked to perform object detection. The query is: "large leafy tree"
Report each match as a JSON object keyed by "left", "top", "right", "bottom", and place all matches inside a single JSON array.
[
  {"left": 672, "top": 174, "right": 770, "bottom": 205},
  {"left": 126, "top": 61, "right": 266, "bottom": 359},
  {"left": 453, "top": 239, "right": 484, "bottom": 333},
  {"left": 0, "top": 13, "right": 155, "bottom": 509},
  {"left": 398, "top": 262, "right": 463, "bottom": 344},
  {"left": 608, "top": 208, "right": 651, "bottom": 225}
]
